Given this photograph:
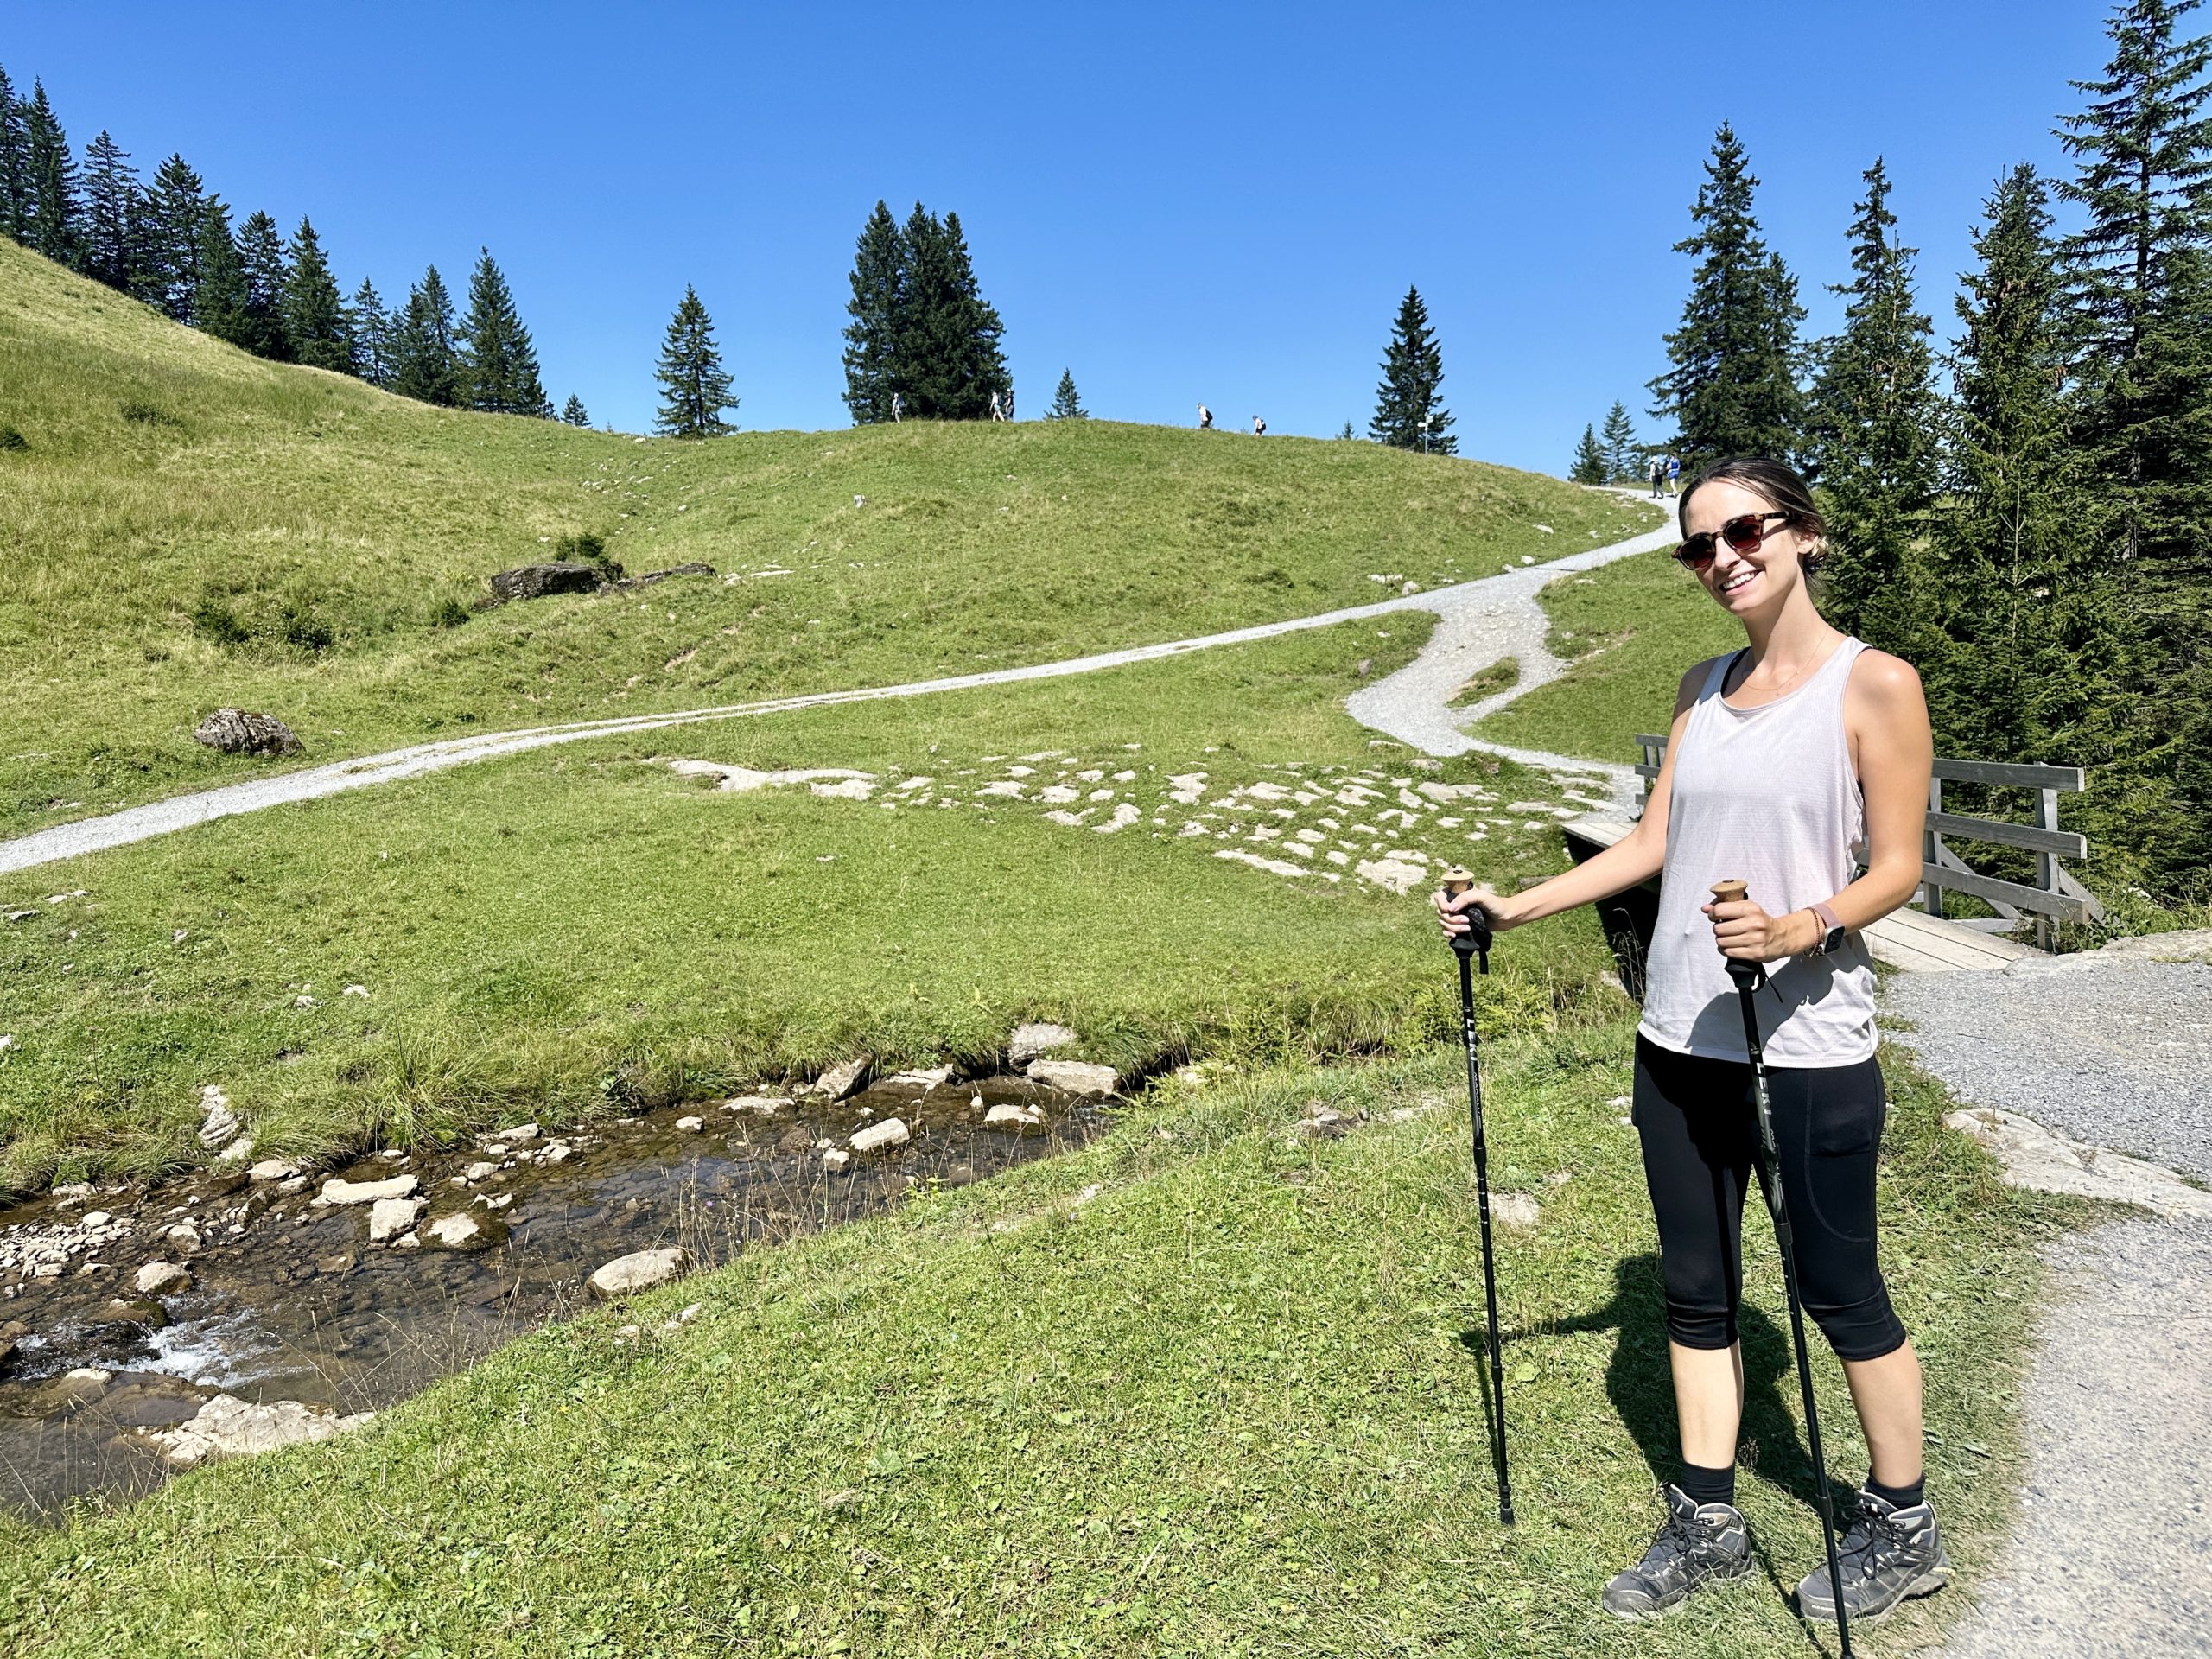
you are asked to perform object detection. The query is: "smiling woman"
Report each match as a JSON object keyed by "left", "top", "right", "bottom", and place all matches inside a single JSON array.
[{"left": 1439, "top": 454, "right": 1948, "bottom": 1632}]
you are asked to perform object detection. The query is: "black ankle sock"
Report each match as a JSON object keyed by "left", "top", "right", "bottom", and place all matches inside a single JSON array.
[
  {"left": 1866, "top": 1473, "right": 1925, "bottom": 1510},
  {"left": 1677, "top": 1459, "right": 1736, "bottom": 1509}
]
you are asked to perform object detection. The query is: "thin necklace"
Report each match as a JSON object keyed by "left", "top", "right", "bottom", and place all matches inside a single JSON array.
[{"left": 1730, "top": 634, "right": 1834, "bottom": 703}]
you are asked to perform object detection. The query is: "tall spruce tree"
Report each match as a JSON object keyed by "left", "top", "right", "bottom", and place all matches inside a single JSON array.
[
  {"left": 1600, "top": 399, "right": 1638, "bottom": 482},
  {"left": 0, "top": 66, "right": 27, "bottom": 243},
  {"left": 23, "top": 79, "right": 79, "bottom": 267},
  {"left": 280, "top": 218, "right": 349, "bottom": 371},
  {"left": 389, "top": 265, "right": 460, "bottom": 405},
  {"left": 562, "top": 394, "right": 590, "bottom": 427},
  {"left": 654, "top": 284, "right": 737, "bottom": 437},
  {"left": 1570, "top": 423, "right": 1609, "bottom": 483},
  {"left": 348, "top": 277, "right": 391, "bottom": 384},
  {"left": 235, "top": 210, "right": 290, "bottom": 359},
  {"left": 2057, "top": 0, "right": 2212, "bottom": 891},
  {"left": 841, "top": 200, "right": 906, "bottom": 423},
  {"left": 79, "top": 130, "right": 138, "bottom": 290},
  {"left": 460, "top": 248, "right": 550, "bottom": 415},
  {"left": 937, "top": 212, "right": 1010, "bottom": 416},
  {"left": 1046, "top": 368, "right": 1087, "bottom": 419},
  {"left": 143, "top": 154, "right": 207, "bottom": 321},
  {"left": 1929, "top": 164, "right": 2112, "bottom": 777},
  {"left": 190, "top": 197, "right": 253, "bottom": 347},
  {"left": 1804, "top": 158, "right": 1942, "bottom": 653},
  {"left": 1649, "top": 124, "right": 1806, "bottom": 465},
  {"left": 1369, "top": 285, "right": 1456, "bottom": 452}
]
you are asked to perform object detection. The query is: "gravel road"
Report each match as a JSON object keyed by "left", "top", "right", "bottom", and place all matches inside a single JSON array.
[{"left": 1884, "top": 944, "right": 2212, "bottom": 1656}]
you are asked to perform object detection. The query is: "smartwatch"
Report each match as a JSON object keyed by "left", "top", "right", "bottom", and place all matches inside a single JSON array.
[{"left": 1808, "top": 902, "right": 1847, "bottom": 955}]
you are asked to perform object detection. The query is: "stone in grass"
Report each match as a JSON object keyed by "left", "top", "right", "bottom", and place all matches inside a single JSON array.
[
  {"left": 423, "top": 1211, "right": 509, "bottom": 1252},
  {"left": 983, "top": 1103, "right": 1046, "bottom": 1136},
  {"left": 134, "top": 1261, "right": 192, "bottom": 1297},
  {"left": 366, "top": 1197, "right": 424, "bottom": 1245},
  {"left": 192, "top": 708, "right": 302, "bottom": 757},
  {"left": 874, "top": 1066, "right": 953, "bottom": 1099},
  {"left": 1491, "top": 1192, "right": 1541, "bottom": 1232},
  {"left": 149, "top": 1394, "right": 372, "bottom": 1467},
  {"left": 675, "top": 1116, "right": 704, "bottom": 1133},
  {"left": 1025, "top": 1059, "right": 1118, "bottom": 1100},
  {"left": 1007, "top": 1022, "right": 1080, "bottom": 1069},
  {"left": 588, "top": 1247, "right": 691, "bottom": 1300},
  {"left": 849, "top": 1117, "right": 912, "bottom": 1154},
  {"left": 317, "top": 1174, "right": 418, "bottom": 1207},
  {"left": 487, "top": 562, "right": 602, "bottom": 603},
  {"left": 821, "top": 1148, "right": 852, "bottom": 1173},
  {"left": 249, "top": 1159, "right": 302, "bottom": 1183}
]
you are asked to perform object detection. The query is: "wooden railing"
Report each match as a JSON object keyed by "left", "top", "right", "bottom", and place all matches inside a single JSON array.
[{"left": 1632, "top": 736, "right": 2104, "bottom": 947}]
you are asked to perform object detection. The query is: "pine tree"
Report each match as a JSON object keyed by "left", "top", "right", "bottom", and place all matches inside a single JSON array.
[
  {"left": 0, "top": 66, "right": 31, "bottom": 243},
  {"left": 459, "top": 247, "right": 550, "bottom": 416},
  {"left": 1601, "top": 400, "right": 1638, "bottom": 482},
  {"left": 2056, "top": 0, "right": 2212, "bottom": 892},
  {"left": 349, "top": 278, "right": 391, "bottom": 385},
  {"left": 562, "top": 394, "right": 590, "bottom": 427},
  {"left": 1369, "top": 285, "right": 1456, "bottom": 452},
  {"left": 22, "top": 79, "right": 79, "bottom": 267},
  {"left": 1649, "top": 124, "right": 1806, "bottom": 465},
  {"left": 143, "top": 154, "right": 207, "bottom": 321},
  {"left": 1046, "top": 368, "right": 1087, "bottom": 419},
  {"left": 841, "top": 200, "right": 906, "bottom": 423},
  {"left": 235, "top": 210, "right": 291, "bottom": 359},
  {"left": 938, "top": 211, "right": 1011, "bottom": 417},
  {"left": 389, "top": 265, "right": 460, "bottom": 405},
  {"left": 1803, "top": 158, "right": 1942, "bottom": 653},
  {"left": 190, "top": 197, "right": 253, "bottom": 347},
  {"left": 280, "top": 217, "right": 349, "bottom": 371},
  {"left": 654, "top": 284, "right": 737, "bottom": 437},
  {"left": 79, "top": 130, "right": 138, "bottom": 290},
  {"left": 1570, "top": 423, "right": 1609, "bottom": 483},
  {"left": 1929, "top": 165, "right": 2112, "bottom": 779}
]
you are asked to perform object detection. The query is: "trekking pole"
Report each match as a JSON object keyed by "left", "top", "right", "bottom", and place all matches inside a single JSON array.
[
  {"left": 1711, "top": 880, "right": 1853, "bottom": 1658},
  {"left": 1441, "top": 868, "right": 1514, "bottom": 1526}
]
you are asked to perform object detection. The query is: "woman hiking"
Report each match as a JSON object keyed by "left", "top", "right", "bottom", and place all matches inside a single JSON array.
[{"left": 1436, "top": 457, "right": 1951, "bottom": 1627}]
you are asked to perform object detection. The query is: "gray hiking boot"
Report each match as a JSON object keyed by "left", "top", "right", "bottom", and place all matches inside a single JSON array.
[
  {"left": 1795, "top": 1487, "right": 1954, "bottom": 1624},
  {"left": 1602, "top": 1484, "right": 1753, "bottom": 1619}
]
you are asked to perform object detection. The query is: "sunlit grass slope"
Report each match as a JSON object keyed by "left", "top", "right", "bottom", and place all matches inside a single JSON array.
[{"left": 0, "top": 239, "right": 1655, "bottom": 838}]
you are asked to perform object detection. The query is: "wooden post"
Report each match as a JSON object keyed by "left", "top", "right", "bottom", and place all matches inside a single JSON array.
[
  {"left": 2037, "top": 786, "right": 2061, "bottom": 951},
  {"left": 1924, "top": 775, "right": 1945, "bottom": 918}
]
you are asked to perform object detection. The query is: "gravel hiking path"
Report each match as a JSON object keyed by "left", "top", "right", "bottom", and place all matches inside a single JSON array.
[
  {"left": 1348, "top": 488, "right": 1680, "bottom": 811},
  {"left": 1, "top": 491, "right": 1673, "bottom": 876},
  {"left": 1884, "top": 942, "right": 2212, "bottom": 1657}
]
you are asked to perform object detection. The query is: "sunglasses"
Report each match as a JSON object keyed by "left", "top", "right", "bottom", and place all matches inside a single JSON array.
[{"left": 1675, "top": 511, "right": 1793, "bottom": 572}]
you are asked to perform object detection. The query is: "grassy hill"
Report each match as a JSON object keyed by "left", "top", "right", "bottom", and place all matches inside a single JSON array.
[{"left": 0, "top": 239, "right": 1652, "bottom": 842}]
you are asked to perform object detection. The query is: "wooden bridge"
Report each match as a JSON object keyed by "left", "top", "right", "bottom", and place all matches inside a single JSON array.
[{"left": 1563, "top": 743, "right": 2101, "bottom": 981}]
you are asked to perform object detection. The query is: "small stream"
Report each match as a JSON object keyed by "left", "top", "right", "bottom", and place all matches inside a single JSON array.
[{"left": 0, "top": 1072, "right": 1106, "bottom": 1521}]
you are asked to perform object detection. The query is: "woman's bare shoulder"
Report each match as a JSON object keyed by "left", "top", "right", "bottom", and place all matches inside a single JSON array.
[
  {"left": 1672, "top": 653, "right": 1730, "bottom": 717},
  {"left": 1844, "top": 646, "right": 1926, "bottom": 706}
]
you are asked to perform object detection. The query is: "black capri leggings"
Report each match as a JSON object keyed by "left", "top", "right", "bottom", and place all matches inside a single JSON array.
[{"left": 1632, "top": 1033, "right": 1908, "bottom": 1363}]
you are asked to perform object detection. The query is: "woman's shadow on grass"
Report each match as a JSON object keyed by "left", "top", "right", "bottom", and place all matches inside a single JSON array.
[{"left": 1459, "top": 1254, "right": 1844, "bottom": 1610}]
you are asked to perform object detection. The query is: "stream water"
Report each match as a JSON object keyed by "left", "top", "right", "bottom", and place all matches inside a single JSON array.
[{"left": 0, "top": 1072, "right": 1105, "bottom": 1521}]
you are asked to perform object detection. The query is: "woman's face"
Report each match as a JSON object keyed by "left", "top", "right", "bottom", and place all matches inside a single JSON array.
[{"left": 1681, "top": 480, "right": 1814, "bottom": 618}]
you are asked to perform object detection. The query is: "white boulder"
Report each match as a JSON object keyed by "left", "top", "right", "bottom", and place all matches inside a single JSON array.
[
  {"left": 1007, "top": 1022, "right": 1080, "bottom": 1068},
  {"left": 149, "top": 1394, "right": 372, "bottom": 1467},
  {"left": 1026, "top": 1059, "right": 1118, "bottom": 1099},
  {"left": 317, "top": 1174, "right": 418, "bottom": 1207},
  {"left": 588, "top": 1247, "right": 692, "bottom": 1299},
  {"left": 849, "top": 1117, "right": 912, "bottom": 1154},
  {"left": 133, "top": 1261, "right": 192, "bottom": 1296},
  {"left": 366, "top": 1197, "right": 424, "bottom": 1244},
  {"left": 984, "top": 1103, "right": 1046, "bottom": 1135}
]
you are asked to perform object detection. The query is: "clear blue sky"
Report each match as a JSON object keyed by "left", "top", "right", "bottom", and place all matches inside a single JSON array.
[{"left": 12, "top": 2, "right": 2113, "bottom": 472}]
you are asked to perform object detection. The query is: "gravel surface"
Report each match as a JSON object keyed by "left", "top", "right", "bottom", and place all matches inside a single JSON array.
[
  {"left": 1888, "top": 952, "right": 2212, "bottom": 1656},
  {"left": 0, "top": 493, "right": 1673, "bottom": 878},
  {"left": 1885, "top": 954, "right": 2212, "bottom": 1183},
  {"left": 1933, "top": 1215, "right": 2212, "bottom": 1658}
]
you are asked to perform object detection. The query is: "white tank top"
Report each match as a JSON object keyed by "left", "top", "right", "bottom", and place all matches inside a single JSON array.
[{"left": 1637, "top": 637, "right": 1878, "bottom": 1067}]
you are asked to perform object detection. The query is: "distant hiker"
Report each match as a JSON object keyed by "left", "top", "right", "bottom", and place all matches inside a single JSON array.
[
  {"left": 1253, "top": 415, "right": 1267, "bottom": 436},
  {"left": 1650, "top": 459, "right": 1666, "bottom": 498},
  {"left": 1005, "top": 389, "right": 1015, "bottom": 421},
  {"left": 1668, "top": 454, "right": 1682, "bottom": 493},
  {"left": 1198, "top": 403, "right": 1213, "bottom": 429},
  {"left": 989, "top": 391, "right": 1004, "bottom": 422},
  {"left": 890, "top": 391, "right": 903, "bottom": 423}
]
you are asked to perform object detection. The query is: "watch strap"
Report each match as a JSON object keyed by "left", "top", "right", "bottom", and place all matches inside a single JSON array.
[{"left": 1809, "top": 901, "right": 1846, "bottom": 952}]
